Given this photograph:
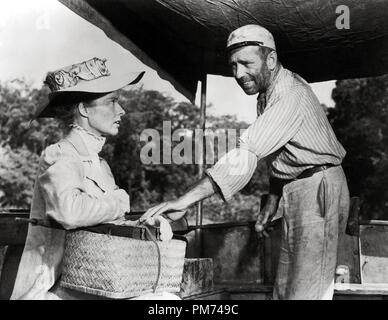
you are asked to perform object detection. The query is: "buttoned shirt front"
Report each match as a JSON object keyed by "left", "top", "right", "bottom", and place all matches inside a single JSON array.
[{"left": 207, "top": 66, "right": 346, "bottom": 201}]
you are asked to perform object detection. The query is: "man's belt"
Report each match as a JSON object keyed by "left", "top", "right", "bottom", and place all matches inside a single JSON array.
[
  {"left": 269, "top": 164, "right": 339, "bottom": 196},
  {"left": 297, "top": 164, "right": 337, "bottom": 180}
]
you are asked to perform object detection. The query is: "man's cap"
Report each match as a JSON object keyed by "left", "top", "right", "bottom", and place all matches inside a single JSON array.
[
  {"left": 226, "top": 24, "right": 276, "bottom": 53},
  {"left": 35, "top": 57, "right": 145, "bottom": 118}
]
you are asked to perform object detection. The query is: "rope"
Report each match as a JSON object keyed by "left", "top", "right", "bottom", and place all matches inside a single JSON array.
[{"left": 143, "top": 225, "right": 161, "bottom": 293}]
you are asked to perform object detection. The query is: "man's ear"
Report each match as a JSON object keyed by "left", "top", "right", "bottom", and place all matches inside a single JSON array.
[
  {"left": 266, "top": 51, "right": 278, "bottom": 71},
  {"left": 77, "top": 102, "right": 89, "bottom": 118}
]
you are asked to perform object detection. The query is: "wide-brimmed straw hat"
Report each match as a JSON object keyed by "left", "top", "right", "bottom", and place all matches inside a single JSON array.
[{"left": 35, "top": 57, "right": 145, "bottom": 118}]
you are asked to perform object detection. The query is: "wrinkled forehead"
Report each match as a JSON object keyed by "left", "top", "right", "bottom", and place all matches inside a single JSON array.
[{"left": 228, "top": 45, "right": 262, "bottom": 63}]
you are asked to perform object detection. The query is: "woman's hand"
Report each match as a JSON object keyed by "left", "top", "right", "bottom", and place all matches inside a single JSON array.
[{"left": 139, "top": 200, "right": 187, "bottom": 226}]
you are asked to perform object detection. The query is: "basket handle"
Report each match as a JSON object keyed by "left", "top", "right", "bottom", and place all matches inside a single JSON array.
[{"left": 142, "top": 225, "right": 162, "bottom": 293}]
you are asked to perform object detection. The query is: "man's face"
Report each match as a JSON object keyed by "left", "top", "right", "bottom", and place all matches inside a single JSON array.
[
  {"left": 228, "top": 46, "right": 271, "bottom": 95},
  {"left": 85, "top": 91, "right": 125, "bottom": 136}
]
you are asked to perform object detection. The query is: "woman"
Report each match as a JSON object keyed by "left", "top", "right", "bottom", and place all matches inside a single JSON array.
[{"left": 10, "top": 57, "right": 145, "bottom": 300}]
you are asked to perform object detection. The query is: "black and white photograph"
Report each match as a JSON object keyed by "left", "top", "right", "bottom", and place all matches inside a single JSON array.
[{"left": 0, "top": 0, "right": 388, "bottom": 305}]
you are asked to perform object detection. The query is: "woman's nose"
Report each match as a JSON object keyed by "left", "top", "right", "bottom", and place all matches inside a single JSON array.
[{"left": 116, "top": 102, "right": 125, "bottom": 116}]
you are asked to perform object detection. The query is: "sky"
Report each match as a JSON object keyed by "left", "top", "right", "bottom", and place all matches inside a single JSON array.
[{"left": 0, "top": 0, "right": 336, "bottom": 124}]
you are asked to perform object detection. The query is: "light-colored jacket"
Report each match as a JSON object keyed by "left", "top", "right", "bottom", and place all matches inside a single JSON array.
[{"left": 11, "top": 129, "right": 129, "bottom": 300}]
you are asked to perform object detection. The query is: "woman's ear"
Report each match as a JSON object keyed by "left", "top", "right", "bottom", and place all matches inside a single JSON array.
[
  {"left": 77, "top": 102, "right": 89, "bottom": 118},
  {"left": 266, "top": 50, "right": 278, "bottom": 71}
]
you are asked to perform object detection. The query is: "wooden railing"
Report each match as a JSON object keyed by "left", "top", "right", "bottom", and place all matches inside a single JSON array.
[{"left": 2, "top": 197, "right": 388, "bottom": 299}]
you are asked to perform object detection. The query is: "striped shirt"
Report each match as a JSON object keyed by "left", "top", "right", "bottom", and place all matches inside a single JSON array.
[{"left": 206, "top": 66, "right": 346, "bottom": 201}]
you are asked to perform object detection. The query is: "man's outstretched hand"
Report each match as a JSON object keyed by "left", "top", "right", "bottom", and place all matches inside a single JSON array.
[
  {"left": 139, "top": 177, "right": 215, "bottom": 226},
  {"left": 139, "top": 200, "right": 187, "bottom": 226}
]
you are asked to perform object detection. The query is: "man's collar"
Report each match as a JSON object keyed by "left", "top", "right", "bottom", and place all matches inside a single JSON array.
[{"left": 265, "top": 65, "right": 283, "bottom": 100}]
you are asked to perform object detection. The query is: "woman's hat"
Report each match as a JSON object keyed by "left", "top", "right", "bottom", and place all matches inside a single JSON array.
[{"left": 35, "top": 57, "right": 145, "bottom": 118}]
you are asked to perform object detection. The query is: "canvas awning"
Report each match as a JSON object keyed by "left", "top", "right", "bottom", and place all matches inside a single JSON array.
[{"left": 59, "top": 0, "right": 388, "bottom": 102}]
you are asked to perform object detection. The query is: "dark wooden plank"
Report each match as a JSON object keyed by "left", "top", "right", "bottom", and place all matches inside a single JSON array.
[
  {"left": 359, "top": 224, "right": 388, "bottom": 283},
  {"left": 182, "top": 289, "right": 229, "bottom": 300},
  {"left": 196, "top": 224, "right": 266, "bottom": 285},
  {"left": 336, "top": 197, "right": 362, "bottom": 284},
  {"left": 346, "top": 197, "right": 361, "bottom": 236},
  {"left": 0, "top": 246, "right": 6, "bottom": 278},
  {"left": 0, "top": 245, "right": 25, "bottom": 300},
  {"left": 264, "top": 219, "right": 282, "bottom": 285},
  {"left": 335, "top": 283, "right": 388, "bottom": 295},
  {"left": 215, "top": 283, "right": 273, "bottom": 293},
  {"left": 0, "top": 215, "right": 29, "bottom": 246},
  {"left": 359, "top": 220, "right": 388, "bottom": 226},
  {"left": 337, "top": 233, "right": 361, "bottom": 284},
  {"left": 179, "top": 258, "right": 214, "bottom": 298}
]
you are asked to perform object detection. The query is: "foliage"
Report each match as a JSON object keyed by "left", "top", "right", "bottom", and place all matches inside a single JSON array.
[
  {"left": 0, "top": 145, "right": 39, "bottom": 207},
  {"left": 329, "top": 74, "right": 388, "bottom": 219},
  {"left": 102, "top": 88, "right": 200, "bottom": 209},
  {"left": 0, "top": 81, "right": 269, "bottom": 223},
  {"left": 0, "top": 81, "right": 62, "bottom": 207},
  {"left": 0, "top": 81, "right": 63, "bottom": 153},
  {"left": 3, "top": 75, "right": 388, "bottom": 222}
]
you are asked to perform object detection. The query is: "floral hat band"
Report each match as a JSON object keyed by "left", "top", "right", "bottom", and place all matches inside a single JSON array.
[
  {"left": 44, "top": 57, "right": 111, "bottom": 92},
  {"left": 35, "top": 57, "right": 145, "bottom": 118}
]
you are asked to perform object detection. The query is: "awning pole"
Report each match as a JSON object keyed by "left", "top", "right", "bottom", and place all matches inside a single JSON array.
[{"left": 195, "top": 74, "right": 207, "bottom": 256}]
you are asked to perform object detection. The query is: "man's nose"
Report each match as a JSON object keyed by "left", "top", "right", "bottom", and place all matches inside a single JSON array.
[{"left": 234, "top": 64, "right": 246, "bottom": 80}]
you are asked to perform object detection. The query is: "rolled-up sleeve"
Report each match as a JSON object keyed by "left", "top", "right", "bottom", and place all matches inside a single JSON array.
[
  {"left": 206, "top": 148, "right": 258, "bottom": 201},
  {"left": 38, "top": 146, "right": 127, "bottom": 229},
  {"left": 206, "top": 89, "right": 304, "bottom": 201}
]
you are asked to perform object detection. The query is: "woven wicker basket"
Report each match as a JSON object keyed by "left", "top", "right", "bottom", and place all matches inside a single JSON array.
[{"left": 60, "top": 228, "right": 187, "bottom": 299}]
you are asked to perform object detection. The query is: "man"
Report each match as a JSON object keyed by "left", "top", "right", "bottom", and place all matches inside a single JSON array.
[{"left": 141, "top": 24, "right": 350, "bottom": 300}]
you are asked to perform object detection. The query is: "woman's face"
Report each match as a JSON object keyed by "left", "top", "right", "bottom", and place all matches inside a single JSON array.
[{"left": 83, "top": 91, "right": 125, "bottom": 136}]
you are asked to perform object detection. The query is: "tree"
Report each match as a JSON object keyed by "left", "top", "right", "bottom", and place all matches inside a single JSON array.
[
  {"left": 0, "top": 80, "right": 270, "bottom": 224},
  {"left": 101, "top": 88, "right": 200, "bottom": 209},
  {"left": 329, "top": 75, "right": 388, "bottom": 219},
  {"left": 0, "top": 81, "right": 63, "bottom": 154},
  {"left": 0, "top": 80, "right": 63, "bottom": 207},
  {"left": 0, "top": 145, "right": 39, "bottom": 207},
  {"left": 103, "top": 88, "right": 269, "bottom": 222}
]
